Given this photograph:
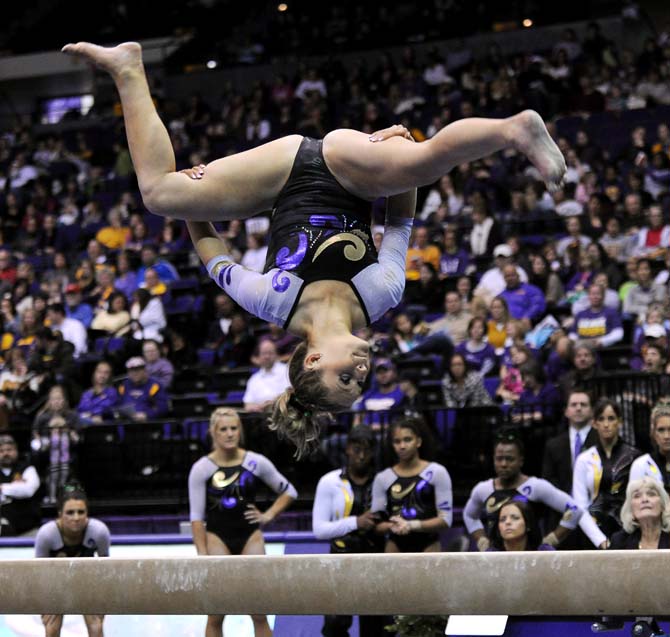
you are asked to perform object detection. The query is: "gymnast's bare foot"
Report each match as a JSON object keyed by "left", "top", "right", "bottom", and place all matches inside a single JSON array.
[
  {"left": 509, "top": 110, "right": 566, "bottom": 192},
  {"left": 61, "top": 41, "right": 143, "bottom": 79}
]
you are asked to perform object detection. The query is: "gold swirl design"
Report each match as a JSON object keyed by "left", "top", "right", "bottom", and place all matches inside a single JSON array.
[
  {"left": 312, "top": 232, "right": 367, "bottom": 263},
  {"left": 390, "top": 481, "right": 417, "bottom": 501},
  {"left": 485, "top": 495, "right": 511, "bottom": 514},
  {"left": 211, "top": 470, "right": 240, "bottom": 489}
]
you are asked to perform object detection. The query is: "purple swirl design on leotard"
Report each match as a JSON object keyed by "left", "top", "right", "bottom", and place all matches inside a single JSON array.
[
  {"left": 272, "top": 270, "right": 290, "bottom": 293},
  {"left": 276, "top": 232, "right": 308, "bottom": 271},
  {"left": 402, "top": 506, "right": 418, "bottom": 519},
  {"left": 221, "top": 495, "right": 237, "bottom": 509}
]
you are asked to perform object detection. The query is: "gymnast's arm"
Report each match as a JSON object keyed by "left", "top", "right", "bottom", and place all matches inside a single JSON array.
[
  {"left": 463, "top": 481, "right": 489, "bottom": 549},
  {"left": 188, "top": 458, "right": 211, "bottom": 555},
  {"left": 187, "top": 220, "right": 296, "bottom": 326},
  {"left": 533, "top": 477, "right": 583, "bottom": 545},
  {"left": 412, "top": 464, "right": 452, "bottom": 533},
  {"left": 312, "top": 473, "right": 359, "bottom": 540},
  {"left": 371, "top": 471, "right": 394, "bottom": 535},
  {"left": 251, "top": 453, "right": 298, "bottom": 525}
]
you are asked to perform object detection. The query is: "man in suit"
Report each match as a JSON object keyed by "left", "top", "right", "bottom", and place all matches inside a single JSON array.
[
  {"left": 542, "top": 390, "right": 597, "bottom": 494},
  {"left": 542, "top": 389, "right": 598, "bottom": 549}
]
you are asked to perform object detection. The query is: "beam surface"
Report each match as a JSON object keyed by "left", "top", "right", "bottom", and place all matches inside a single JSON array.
[{"left": 0, "top": 551, "right": 666, "bottom": 616}]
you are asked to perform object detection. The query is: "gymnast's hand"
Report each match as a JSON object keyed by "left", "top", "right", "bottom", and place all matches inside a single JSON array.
[
  {"left": 180, "top": 163, "right": 206, "bottom": 180},
  {"left": 245, "top": 504, "right": 272, "bottom": 526},
  {"left": 389, "top": 515, "right": 411, "bottom": 535},
  {"left": 369, "top": 124, "right": 415, "bottom": 143}
]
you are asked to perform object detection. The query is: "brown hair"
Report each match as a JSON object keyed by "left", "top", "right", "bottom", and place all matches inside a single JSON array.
[{"left": 269, "top": 341, "right": 342, "bottom": 458}]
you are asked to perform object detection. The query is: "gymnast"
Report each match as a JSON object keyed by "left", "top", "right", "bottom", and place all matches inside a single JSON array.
[
  {"left": 34, "top": 484, "right": 110, "bottom": 637},
  {"left": 188, "top": 407, "right": 296, "bottom": 637},
  {"left": 62, "top": 41, "right": 567, "bottom": 455}
]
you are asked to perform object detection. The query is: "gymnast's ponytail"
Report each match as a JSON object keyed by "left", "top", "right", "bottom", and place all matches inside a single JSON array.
[{"left": 269, "top": 341, "right": 340, "bottom": 458}]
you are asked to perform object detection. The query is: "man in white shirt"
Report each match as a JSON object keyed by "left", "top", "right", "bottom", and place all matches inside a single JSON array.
[
  {"left": 472, "top": 244, "right": 528, "bottom": 308},
  {"left": 243, "top": 340, "right": 290, "bottom": 412},
  {"left": 0, "top": 435, "right": 41, "bottom": 535},
  {"left": 46, "top": 302, "right": 88, "bottom": 358}
]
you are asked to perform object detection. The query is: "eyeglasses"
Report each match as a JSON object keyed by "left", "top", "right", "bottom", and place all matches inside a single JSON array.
[{"left": 495, "top": 430, "right": 519, "bottom": 443}]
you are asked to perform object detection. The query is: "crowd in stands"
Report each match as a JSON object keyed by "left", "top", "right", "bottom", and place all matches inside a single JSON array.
[{"left": 0, "top": 16, "right": 669, "bottom": 536}]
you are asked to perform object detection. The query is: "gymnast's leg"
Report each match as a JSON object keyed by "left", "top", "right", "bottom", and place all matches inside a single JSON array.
[
  {"left": 61, "top": 42, "right": 300, "bottom": 221},
  {"left": 204, "top": 532, "right": 231, "bottom": 637},
  {"left": 41, "top": 614, "right": 63, "bottom": 637},
  {"left": 323, "top": 112, "right": 566, "bottom": 200},
  {"left": 242, "top": 530, "right": 273, "bottom": 637}
]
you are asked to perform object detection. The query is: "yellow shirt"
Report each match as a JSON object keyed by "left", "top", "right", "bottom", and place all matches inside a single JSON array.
[
  {"left": 96, "top": 226, "right": 131, "bottom": 250},
  {"left": 405, "top": 245, "right": 441, "bottom": 281}
]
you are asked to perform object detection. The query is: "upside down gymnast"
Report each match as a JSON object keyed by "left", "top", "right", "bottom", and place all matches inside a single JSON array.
[{"left": 62, "top": 41, "right": 567, "bottom": 455}]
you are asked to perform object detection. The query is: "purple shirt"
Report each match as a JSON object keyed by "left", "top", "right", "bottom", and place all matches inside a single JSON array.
[
  {"left": 498, "top": 283, "right": 546, "bottom": 322},
  {"left": 571, "top": 306, "right": 622, "bottom": 341}
]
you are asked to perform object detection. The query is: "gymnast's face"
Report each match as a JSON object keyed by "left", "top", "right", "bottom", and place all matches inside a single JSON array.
[
  {"left": 59, "top": 498, "right": 88, "bottom": 535},
  {"left": 305, "top": 334, "right": 370, "bottom": 407},
  {"left": 652, "top": 416, "right": 670, "bottom": 456},
  {"left": 391, "top": 426, "right": 421, "bottom": 463},
  {"left": 211, "top": 415, "right": 242, "bottom": 451},
  {"left": 498, "top": 503, "right": 526, "bottom": 544},
  {"left": 494, "top": 443, "right": 523, "bottom": 483}
]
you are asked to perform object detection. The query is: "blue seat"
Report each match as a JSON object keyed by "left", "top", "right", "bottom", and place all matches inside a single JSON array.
[{"left": 197, "top": 348, "right": 215, "bottom": 367}]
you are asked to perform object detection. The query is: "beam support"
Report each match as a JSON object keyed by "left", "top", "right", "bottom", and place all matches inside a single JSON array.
[{"left": 0, "top": 552, "right": 667, "bottom": 616}]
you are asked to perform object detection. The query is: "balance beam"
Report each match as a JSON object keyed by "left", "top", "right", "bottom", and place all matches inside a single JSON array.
[{"left": 0, "top": 552, "right": 666, "bottom": 615}]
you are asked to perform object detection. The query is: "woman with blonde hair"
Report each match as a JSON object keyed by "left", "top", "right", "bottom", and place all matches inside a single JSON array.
[
  {"left": 188, "top": 407, "right": 297, "bottom": 637},
  {"left": 630, "top": 401, "right": 670, "bottom": 492},
  {"left": 610, "top": 477, "right": 670, "bottom": 549},
  {"left": 62, "top": 41, "right": 565, "bottom": 457}
]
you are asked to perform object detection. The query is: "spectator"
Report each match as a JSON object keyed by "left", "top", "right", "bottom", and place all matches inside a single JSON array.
[
  {"left": 205, "top": 292, "right": 237, "bottom": 347},
  {"left": 599, "top": 216, "right": 630, "bottom": 263},
  {"left": 39, "top": 414, "right": 80, "bottom": 504},
  {"left": 64, "top": 283, "right": 94, "bottom": 329},
  {"left": 469, "top": 204, "right": 503, "bottom": 257},
  {"left": 486, "top": 297, "right": 509, "bottom": 353},
  {"left": 496, "top": 343, "right": 532, "bottom": 405},
  {"left": 77, "top": 361, "right": 119, "bottom": 424},
  {"left": 312, "top": 425, "right": 386, "bottom": 637},
  {"left": 642, "top": 342, "right": 668, "bottom": 374},
  {"left": 142, "top": 338, "right": 174, "bottom": 390},
  {"left": 254, "top": 323, "right": 300, "bottom": 363},
  {"left": 404, "top": 262, "right": 443, "bottom": 312},
  {"left": 455, "top": 317, "right": 497, "bottom": 377},
  {"left": 558, "top": 341, "right": 600, "bottom": 400},
  {"left": 216, "top": 311, "right": 256, "bottom": 368},
  {"left": 0, "top": 348, "right": 39, "bottom": 428},
  {"left": 114, "top": 250, "right": 138, "bottom": 300},
  {"left": 405, "top": 226, "right": 440, "bottom": 281},
  {"left": 527, "top": 253, "right": 564, "bottom": 308},
  {"left": 497, "top": 264, "right": 546, "bottom": 327},
  {"left": 117, "top": 356, "right": 169, "bottom": 422},
  {"left": 555, "top": 216, "right": 591, "bottom": 265},
  {"left": 129, "top": 288, "right": 166, "bottom": 343},
  {"left": 91, "top": 290, "right": 131, "bottom": 336},
  {"left": 420, "top": 175, "right": 463, "bottom": 221},
  {"left": 472, "top": 244, "right": 528, "bottom": 308},
  {"left": 137, "top": 244, "right": 179, "bottom": 285},
  {"left": 46, "top": 302, "right": 88, "bottom": 358},
  {"left": 95, "top": 208, "right": 131, "bottom": 250},
  {"left": 241, "top": 232, "right": 268, "bottom": 273},
  {"left": 542, "top": 390, "right": 598, "bottom": 495},
  {"left": 32, "top": 385, "right": 79, "bottom": 439},
  {"left": 141, "top": 267, "right": 168, "bottom": 297},
  {"left": 354, "top": 358, "right": 406, "bottom": 417},
  {"left": 242, "top": 340, "right": 290, "bottom": 412},
  {"left": 512, "top": 361, "right": 561, "bottom": 425},
  {"left": 630, "top": 204, "right": 670, "bottom": 258},
  {"left": 571, "top": 271, "right": 620, "bottom": 315},
  {"left": 388, "top": 312, "right": 424, "bottom": 355},
  {"left": 0, "top": 250, "right": 17, "bottom": 292},
  {"left": 609, "top": 477, "right": 670, "bottom": 549},
  {"left": 623, "top": 257, "right": 667, "bottom": 316},
  {"left": 89, "top": 265, "right": 119, "bottom": 310},
  {"left": 573, "top": 398, "right": 641, "bottom": 540},
  {"left": 437, "top": 226, "right": 470, "bottom": 279},
  {"left": 425, "top": 290, "right": 472, "bottom": 346},
  {"left": 442, "top": 353, "right": 492, "bottom": 408},
  {"left": 0, "top": 434, "right": 41, "bottom": 536},
  {"left": 569, "top": 283, "right": 623, "bottom": 348},
  {"left": 27, "top": 328, "right": 77, "bottom": 398}
]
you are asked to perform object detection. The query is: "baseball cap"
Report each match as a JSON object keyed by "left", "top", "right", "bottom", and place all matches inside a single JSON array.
[
  {"left": 493, "top": 244, "right": 512, "bottom": 258},
  {"left": 64, "top": 283, "right": 81, "bottom": 294},
  {"left": 375, "top": 358, "right": 395, "bottom": 371},
  {"left": 645, "top": 324, "right": 666, "bottom": 339},
  {"left": 126, "top": 356, "right": 146, "bottom": 370}
]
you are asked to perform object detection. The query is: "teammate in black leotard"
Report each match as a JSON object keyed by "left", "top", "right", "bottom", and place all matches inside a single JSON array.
[
  {"left": 34, "top": 484, "right": 110, "bottom": 637},
  {"left": 61, "top": 41, "right": 567, "bottom": 456},
  {"left": 372, "top": 416, "right": 452, "bottom": 552},
  {"left": 188, "top": 407, "right": 297, "bottom": 637}
]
